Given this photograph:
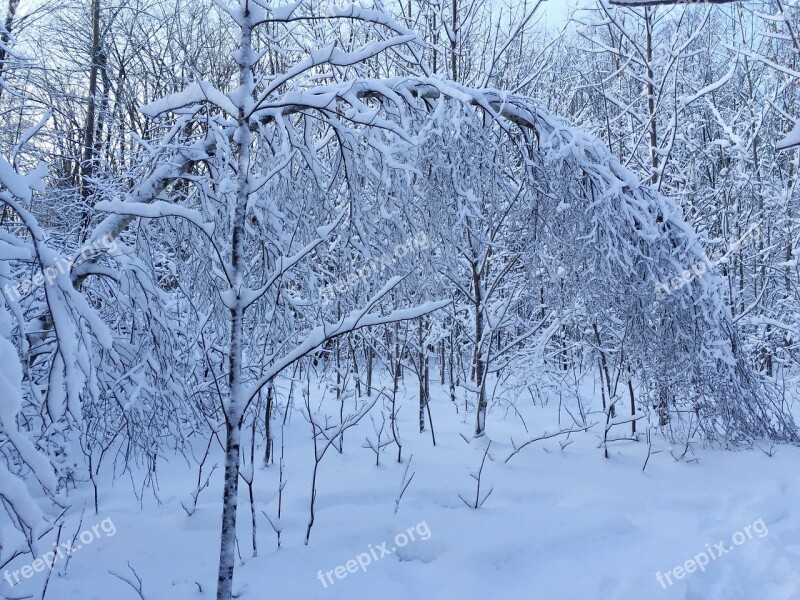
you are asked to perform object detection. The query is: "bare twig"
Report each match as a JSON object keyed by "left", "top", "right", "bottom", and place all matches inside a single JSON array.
[
  {"left": 505, "top": 423, "right": 597, "bottom": 464},
  {"left": 108, "top": 562, "right": 146, "bottom": 599},
  {"left": 394, "top": 456, "right": 415, "bottom": 514},
  {"left": 459, "top": 442, "right": 494, "bottom": 509}
]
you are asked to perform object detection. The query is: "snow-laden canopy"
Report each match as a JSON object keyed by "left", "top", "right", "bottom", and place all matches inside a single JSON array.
[
  {"left": 398, "top": 82, "right": 797, "bottom": 442},
  {"left": 76, "top": 69, "right": 797, "bottom": 444}
]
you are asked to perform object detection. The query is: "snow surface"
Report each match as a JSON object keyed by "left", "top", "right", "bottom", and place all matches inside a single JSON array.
[{"left": 2, "top": 375, "right": 799, "bottom": 600}]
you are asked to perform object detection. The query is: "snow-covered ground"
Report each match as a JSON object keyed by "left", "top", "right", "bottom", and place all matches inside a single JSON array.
[{"left": 3, "top": 376, "right": 799, "bottom": 600}]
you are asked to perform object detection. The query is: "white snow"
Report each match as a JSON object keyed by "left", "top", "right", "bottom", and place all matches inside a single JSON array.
[
  {"left": 2, "top": 375, "right": 798, "bottom": 599},
  {"left": 777, "top": 120, "right": 800, "bottom": 152}
]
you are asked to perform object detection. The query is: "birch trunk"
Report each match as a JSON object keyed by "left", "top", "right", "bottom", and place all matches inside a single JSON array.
[{"left": 216, "top": 11, "right": 254, "bottom": 600}]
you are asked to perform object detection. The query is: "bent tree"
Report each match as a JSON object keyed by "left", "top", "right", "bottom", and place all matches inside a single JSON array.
[{"left": 2, "top": 1, "right": 792, "bottom": 599}]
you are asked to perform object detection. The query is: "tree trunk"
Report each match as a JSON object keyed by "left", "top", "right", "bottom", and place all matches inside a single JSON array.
[
  {"left": 645, "top": 9, "right": 658, "bottom": 186},
  {"left": 217, "top": 416, "right": 243, "bottom": 600},
  {"left": 628, "top": 376, "right": 636, "bottom": 436},
  {"left": 439, "top": 338, "right": 445, "bottom": 384},
  {"left": 80, "top": 0, "right": 106, "bottom": 239},
  {"left": 419, "top": 318, "right": 426, "bottom": 432},
  {"left": 451, "top": 0, "right": 458, "bottom": 82},
  {"left": 0, "top": 0, "right": 21, "bottom": 94},
  {"left": 264, "top": 381, "right": 273, "bottom": 465},
  {"left": 216, "top": 13, "right": 254, "bottom": 600},
  {"left": 365, "top": 343, "right": 373, "bottom": 396},
  {"left": 473, "top": 263, "right": 486, "bottom": 435}
]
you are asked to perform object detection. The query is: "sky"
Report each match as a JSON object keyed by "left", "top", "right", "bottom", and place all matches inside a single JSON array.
[{"left": 540, "top": 0, "right": 584, "bottom": 28}]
